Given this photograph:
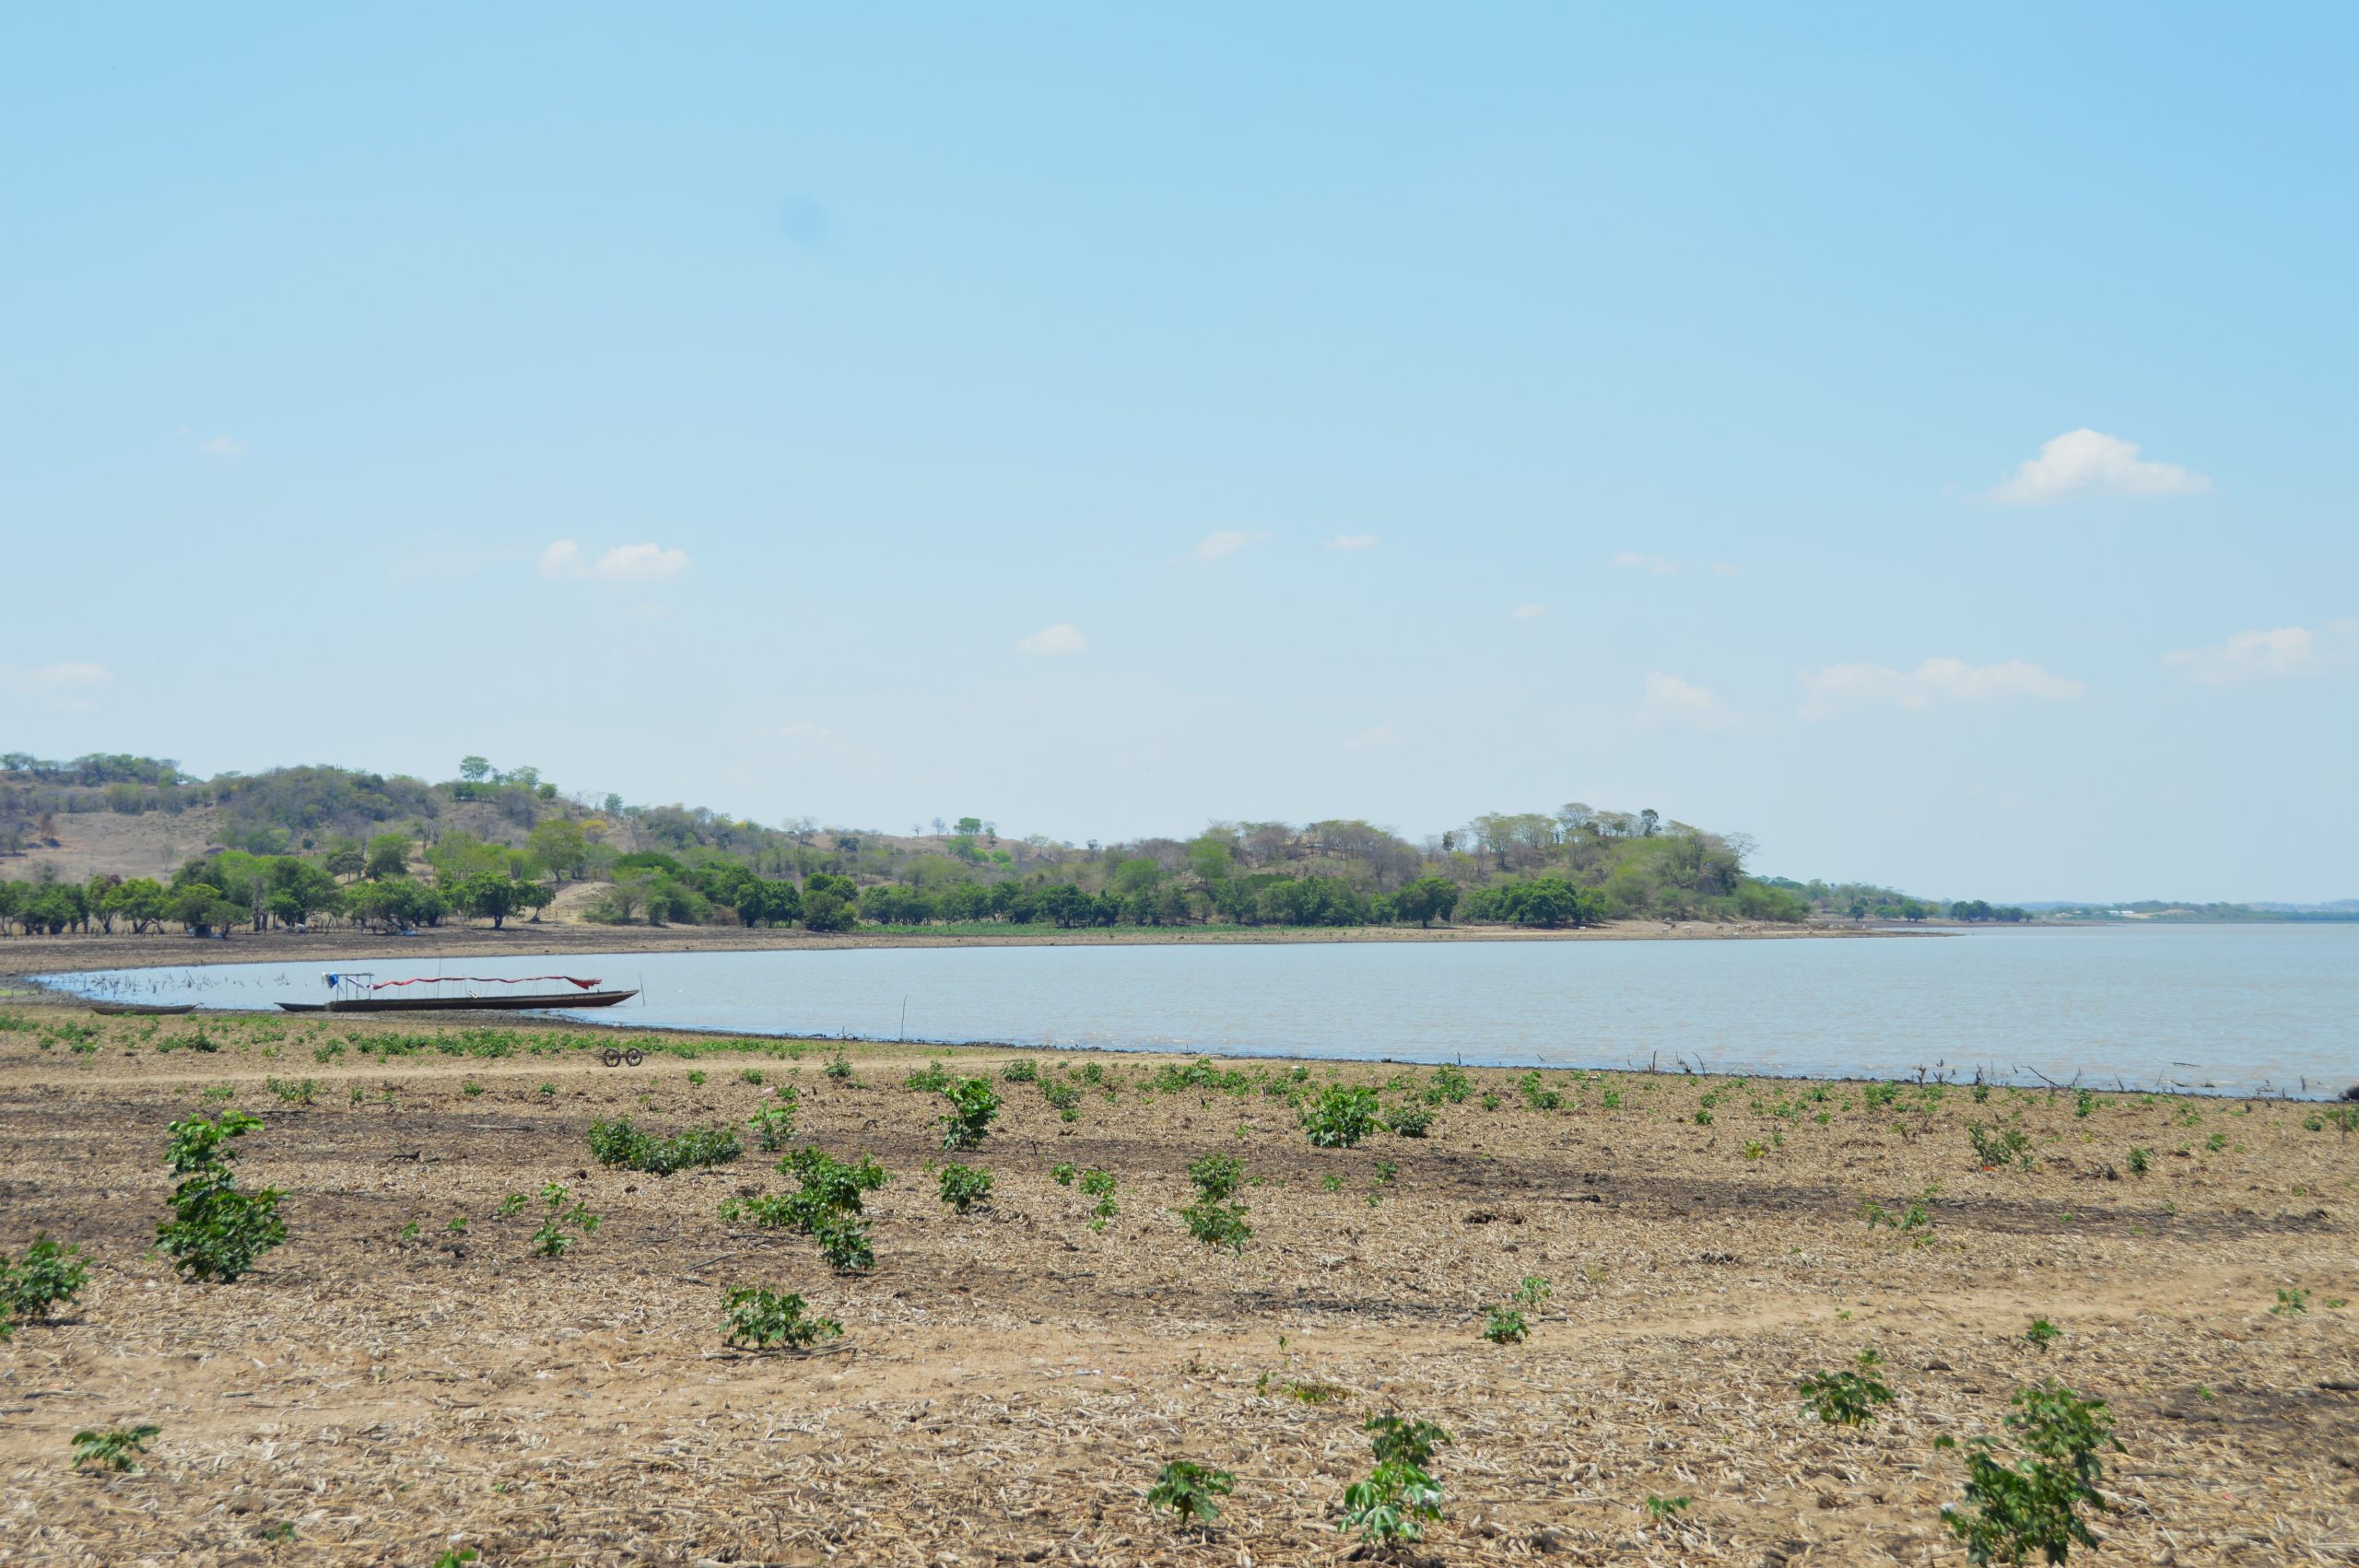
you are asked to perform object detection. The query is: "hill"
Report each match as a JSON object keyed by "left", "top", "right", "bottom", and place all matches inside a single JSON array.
[{"left": 0, "top": 750, "right": 1991, "bottom": 939}]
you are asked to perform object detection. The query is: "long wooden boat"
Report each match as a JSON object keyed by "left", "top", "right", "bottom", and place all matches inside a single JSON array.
[
  {"left": 91, "top": 1001, "right": 197, "bottom": 1017},
  {"left": 279, "top": 989, "right": 638, "bottom": 1014}
]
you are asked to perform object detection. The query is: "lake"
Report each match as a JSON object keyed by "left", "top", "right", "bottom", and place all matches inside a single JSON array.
[{"left": 45, "top": 924, "right": 2359, "bottom": 1097}]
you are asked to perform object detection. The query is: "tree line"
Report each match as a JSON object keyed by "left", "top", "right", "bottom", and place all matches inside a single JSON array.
[{"left": 0, "top": 754, "right": 2027, "bottom": 939}]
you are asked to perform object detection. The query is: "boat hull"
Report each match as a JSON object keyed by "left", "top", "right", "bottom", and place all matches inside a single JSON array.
[
  {"left": 91, "top": 1002, "right": 196, "bottom": 1016},
  {"left": 276, "top": 989, "right": 639, "bottom": 1014}
]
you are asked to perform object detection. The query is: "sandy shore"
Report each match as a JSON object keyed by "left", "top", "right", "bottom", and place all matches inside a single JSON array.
[{"left": 0, "top": 1004, "right": 2348, "bottom": 1563}]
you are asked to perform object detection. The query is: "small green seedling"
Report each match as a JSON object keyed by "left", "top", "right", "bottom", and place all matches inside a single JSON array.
[
  {"left": 1145, "top": 1458, "right": 1235, "bottom": 1527},
  {"left": 72, "top": 1423, "right": 159, "bottom": 1473},
  {"left": 722, "top": 1284, "right": 842, "bottom": 1350}
]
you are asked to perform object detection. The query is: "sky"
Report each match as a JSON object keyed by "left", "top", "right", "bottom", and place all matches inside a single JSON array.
[{"left": 3, "top": 5, "right": 2354, "bottom": 903}]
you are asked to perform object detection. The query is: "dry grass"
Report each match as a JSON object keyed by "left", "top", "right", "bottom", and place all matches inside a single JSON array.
[{"left": 0, "top": 1006, "right": 2353, "bottom": 1564}]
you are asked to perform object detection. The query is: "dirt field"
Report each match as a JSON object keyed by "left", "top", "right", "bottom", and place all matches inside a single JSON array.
[{"left": 0, "top": 1005, "right": 2352, "bottom": 1565}]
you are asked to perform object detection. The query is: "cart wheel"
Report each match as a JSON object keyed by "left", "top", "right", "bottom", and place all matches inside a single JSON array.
[
  {"left": 624, "top": 1047, "right": 645, "bottom": 1067},
  {"left": 601, "top": 1047, "right": 623, "bottom": 1068}
]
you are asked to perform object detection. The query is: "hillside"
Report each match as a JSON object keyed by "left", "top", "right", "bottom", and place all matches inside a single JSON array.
[{"left": 1, "top": 750, "right": 1985, "bottom": 939}]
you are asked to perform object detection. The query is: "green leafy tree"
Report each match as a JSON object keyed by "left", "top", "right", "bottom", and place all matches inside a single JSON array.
[
  {"left": 363, "top": 832, "right": 411, "bottom": 880},
  {"left": 802, "top": 872, "right": 860, "bottom": 932},
  {"left": 154, "top": 1110, "right": 286, "bottom": 1282},
  {"left": 1392, "top": 875, "right": 1461, "bottom": 928}
]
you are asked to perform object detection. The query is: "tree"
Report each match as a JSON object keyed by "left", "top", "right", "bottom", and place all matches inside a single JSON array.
[
  {"left": 802, "top": 872, "right": 859, "bottom": 933},
  {"left": 363, "top": 833, "right": 410, "bottom": 880},
  {"left": 108, "top": 878, "right": 169, "bottom": 934},
  {"left": 954, "top": 816, "right": 983, "bottom": 837},
  {"left": 1394, "top": 875, "right": 1461, "bottom": 928},
  {"left": 458, "top": 756, "right": 492, "bottom": 783},
  {"left": 321, "top": 837, "right": 365, "bottom": 880},
  {"left": 527, "top": 817, "right": 591, "bottom": 883},
  {"left": 454, "top": 871, "right": 542, "bottom": 930}
]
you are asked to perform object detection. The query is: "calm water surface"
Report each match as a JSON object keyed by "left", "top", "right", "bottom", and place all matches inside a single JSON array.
[{"left": 50, "top": 925, "right": 2358, "bottom": 1096}]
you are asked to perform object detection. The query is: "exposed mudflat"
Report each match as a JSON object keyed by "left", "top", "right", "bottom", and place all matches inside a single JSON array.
[{"left": 0, "top": 1006, "right": 2351, "bottom": 1564}]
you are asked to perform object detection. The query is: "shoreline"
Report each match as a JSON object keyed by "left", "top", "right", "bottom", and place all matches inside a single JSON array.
[{"left": 0, "top": 913, "right": 1917, "bottom": 986}]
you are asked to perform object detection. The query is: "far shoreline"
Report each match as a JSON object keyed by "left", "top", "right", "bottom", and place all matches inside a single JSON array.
[{"left": 0, "top": 913, "right": 1931, "bottom": 986}]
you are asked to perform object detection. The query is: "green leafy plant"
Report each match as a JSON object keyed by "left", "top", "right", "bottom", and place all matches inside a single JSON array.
[
  {"left": 812, "top": 1212, "right": 874, "bottom": 1272},
  {"left": 1645, "top": 1494, "right": 1692, "bottom": 1523},
  {"left": 1515, "top": 1275, "right": 1553, "bottom": 1308},
  {"left": 496, "top": 1193, "right": 527, "bottom": 1218},
  {"left": 4, "top": 1233, "right": 90, "bottom": 1325},
  {"left": 531, "top": 1183, "right": 600, "bottom": 1258},
  {"left": 2271, "top": 1287, "right": 2309, "bottom": 1316},
  {"left": 2125, "top": 1146, "right": 2151, "bottom": 1175},
  {"left": 824, "top": 1054, "right": 853, "bottom": 1080},
  {"left": 1383, "top": 1104, "right": 1433, "bottom": 1138},
  {"left": 587, "top": 1116, "right": 744, "bottom": 1175},
  {"left": 1517, "top": 1070, "right": 1564, "bottom": 1111},
  {"left": 1343, "top": 1414, "right": 1451, "bottom": 1545},
  {"left": 1146, "top": 1458, "right": 1235, "bottom": 1527},
  {"left": 939, "top": 1077, "right": 1003, "bottom": 1151},
  {"left": 1050, "top": 1161, "right": 1077, "bottom": 1186},
  {"left": 904, "top": 1062, "right": 953, "bottom": 1093},
  {"left": 1483, "top": 1305, "right": 1529, "bottom": 1344},
  {"left": 686, "top": 1069, "right": 707, "bottom": 1086},
  {"left": 1424, "top": 1064, "right": 1473, "bottom": 1105},
  {"left": 155, "top": 1110, "right": 286, "bottom": 1282},
  {"left": 1039, "top": 1079, "right": 1085, "bottom": 1120},
  {"left": 1968, "top": 1120, "right": 2036, "bottom": 1170},
  {"left": 2025, "top": 1317, "right": 2061, "bottom": 1352},
  {"left": 1179, "top": 1197, "right": 1251, "bottom": 1252},
  {"left": 746, "top": 1094, "right": 801, "bottom": 1151},
  {"left": 1187, "top": 1152, "right": 1243, "bottom": 1202},
  {"left": 740, "top": 1068, "right": 764, "bottom": 1085},
  {"left": 937, "top": 1164, "right": 995, "bottom": 1211},
  {"left": 1001, "top": 1059, "right": 1039, "bottom": 1083},
  {"left": 72, "top": 1423, "right": 160, "bottom": 1473},
  {"left": 722, "top": 1284, "right": 842, "bottom": 1350},
  {"left": 431, "top": 1550, "right": 478, "bottom": 1568},
  {"left": 1937, "top": 1383, "right": 2119, "bottom": 1565},
  {"left": 1798, "top": 1349, "right": 1896, "bottom": 1426},
  {"left": 264, "top": 1076, "right": 317, "bottom": 1106},
  {"left": 1301, "top": 1084, "right": 1380, "bottom": 1148}
]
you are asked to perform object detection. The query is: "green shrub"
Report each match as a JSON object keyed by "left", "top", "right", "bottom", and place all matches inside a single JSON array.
[
  {"left": 1798, "top": 1350, "right": 1896, "bottom": 1426},
  {"left": 2126, "top": 1146, "right": 2151, "bottom": 1175},
  {"left": 3, "top": 1233, "right": 90, "bottom": 1325},
  {"left": 1385, "top": 1104, "right": 1433, "bottom": 1138},
  {"left": 1179, "top": 1199, "right": 1251, "bottom": 1252},
  {"left": 825, "top": 1054, "right": 853, "bottom": 1080},
  {"left": 2025, "top": 1317, "right": 2060, "bottom": 1352},
  {"left": 1517, "top": 1070, "right": 1564, "bottom": 1111},
  {"left": 746, "top": 1097, "right": 800, "bottom": 1151},
  {"left": 1937, "top": 1383, "right": 2118, "bottom": 1565},
  {"left": 722, "top": 1285, "right": 841, "bottom": 1350},
  {"left": 937, "top": 1164, "right": 995, "bottom": 1211},
  {"left": 1483, "top": 1305, "right": 1528, "bottom": 1344},
  {"left": 1968, "top": 1121, "right": 2036, "bottom": 1170},
  {"left": 813, "top": 1212, "right": 874, "bottom": 1272},
  {"left": 1301, "top": 1084, "right": 1380, "bottom": 1148},
  {"left": 587, "top": 1117, "right": 743, "bottom": 1175},
  {"left": 531, "top": 1183, "right": 600, "bottom": 1257},
  {"left": 1050, "top": 1161, "right": 1077, "bottom": 1186},
  {"left": 1146, "top": 1458, "right": 1234, "bottom": 1526},
  {"left": 904, "top": 1062, "right": 953, "bottom": 1093},
  {"left": 1187, "top": 1152, "right": 1244, "bottom": 1202},
  {"left": 1001, "top": 1059, "right": 1039, "bottom": 1082},
  {"left": 1343, "top": 1415, "right": 1451, "bottom": 1545},
  {"left": 1039, "top": 1079, "right": 1085, "bottom": 1120},
  {"left": 264, "top": 1076, "right": 316, "bottom": 1106},
  {"left": 154, "top": 1110, "right": 285, "bottom": 1282},
  {"left": 938, "top": 1077, "right": 1003, "bottom": 1151},
  {"left": 1423, "top": 1064, "right": 1473, "bottom": 1105}
]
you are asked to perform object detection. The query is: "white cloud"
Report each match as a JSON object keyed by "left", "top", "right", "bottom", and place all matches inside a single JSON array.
[
  {"left": 1016, "top": 622, "right": 1089, "bottom": 656},
  {"left": 195, "top": 434, "right": 246, "bottom": 458},
  {"left": 1799, "top": 657, "right": 2084, "bottom": 720},
  {"left": 1326, "top": 533, "right": 1379, "bottom": 551},
  {"left": 1989, "top": 428, "right": 2211, "bottom": 505},
  {"left": 1613, "top": 551, "right": 1677, "bottom": 575},
  {"left": 2161, "top": 625, "right": 2338, "bottom": 686},
  {"left": 0, "top": 662, "right": 112, "bottom": 711},
  {"left": 1637, "top": 673, "right": 1731, "bottom": 729},
  {"left": 1509, "top": 603, "right": 1545, "bottom": 620},
  {"left": 1346, "top": 720, "right": 1399, "bottom": 750},
  {"left": 539, "top": 540, "right": 691, "bottom": 582},
  {"left": 780, "top": 720, "right": 835, "bottom": 742},
  {"left": 1194, "top": 530, "right": 1263, "bottom": 562}
]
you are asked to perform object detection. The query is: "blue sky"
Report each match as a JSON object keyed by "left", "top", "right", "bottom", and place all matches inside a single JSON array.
[{"left": 3, "top": 6, "right": 2353, "bottom": 902}]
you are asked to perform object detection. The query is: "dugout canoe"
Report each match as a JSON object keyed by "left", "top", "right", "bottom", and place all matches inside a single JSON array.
[
  {"left": 90, "top": 1001, "right": 197, "bottom": 1016},
  {"left": 278, "top": 989, "right": 638, "bottom": 1014}
]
